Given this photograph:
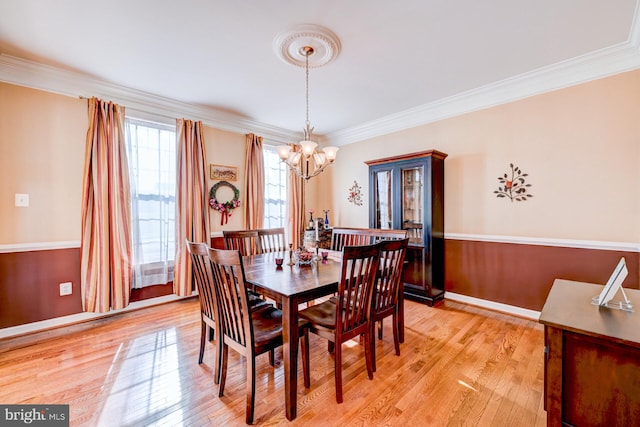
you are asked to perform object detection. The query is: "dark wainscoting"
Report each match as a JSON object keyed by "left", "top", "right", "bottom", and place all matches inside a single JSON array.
[
  {"left": 0, "top": 248, "right": 83, "bottom": 328},
  {"left": 2, "top": 237, "right": 637, "bottom": 329},
  {"left": 445, "top": 239, "right": 639, "bottom": 311}
]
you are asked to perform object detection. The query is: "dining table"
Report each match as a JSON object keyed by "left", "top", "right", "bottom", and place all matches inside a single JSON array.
[{"left": 243, "top": 250, "right": 342, "bottom": 421}]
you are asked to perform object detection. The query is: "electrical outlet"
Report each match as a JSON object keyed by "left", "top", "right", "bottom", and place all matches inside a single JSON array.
[
  {"left": 59, "top": 282, "right": 72, "bottom": 296},
  {"left": 15, "top": 193, "right": 29, "bottom": 207}
]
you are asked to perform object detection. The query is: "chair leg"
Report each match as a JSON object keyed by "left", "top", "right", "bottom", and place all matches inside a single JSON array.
[
  {"left": 214, "top": 332, "right": 222, "bottom": 385},
  {"left": 218, "top": 344, "right": 228, "bottom": 398},
  {"left": 301, "top": 328, "right": 310, "bottom": 388},
  {"left": 392, "top": 313, "right": 400, "bottom": 356},
  {"left": 370, "top": 320, "right": 377, "bottom": 373},
  {"left": 397, "top": 301, "right": 405, "bottom": 344},
  {"left": 246, "top": 353, "right": 256, "bottom": 424},
  {"left": 198, "top": 322, "right": 206, "bottom": 364},
  {"left": 378, "top": 319, "right": 383, "bottom": 340},
  {"left": 328, "top": 341, "right": 334, "bottom": 354},
  {"left": 334, "top": 343, "right": 343, "bottom": 404},
  {"left": 364, "top": 332, "right": 374, "bottom": 380},
  {"left": 269, "top": 349, "right": 275, "bottom": 366}
]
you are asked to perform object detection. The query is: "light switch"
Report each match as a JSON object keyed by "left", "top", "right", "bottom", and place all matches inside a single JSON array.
[{"left": 15, "top": 193, "right": 29, "bottom": 207}]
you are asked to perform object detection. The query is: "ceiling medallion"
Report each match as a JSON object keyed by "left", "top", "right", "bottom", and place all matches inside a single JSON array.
[{"left": 273, "top": 24, "right": 341, "bottom": 68}]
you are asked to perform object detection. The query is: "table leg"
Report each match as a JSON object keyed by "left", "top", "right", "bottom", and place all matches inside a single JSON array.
[{"left": 281, "top": 296, "right": 299, "bottom": 420}]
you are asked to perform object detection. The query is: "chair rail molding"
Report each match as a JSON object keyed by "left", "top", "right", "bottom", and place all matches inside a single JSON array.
[{"left": 444, "top": 233, "right": 640, "bottom": 253}]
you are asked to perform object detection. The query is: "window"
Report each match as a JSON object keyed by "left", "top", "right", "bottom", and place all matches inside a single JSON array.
[
  {"left": 263, "top": 146, "right": 288, "bottom": 229},
  {"left": 125, "top": 118, "right": 176, "bottom": 288}
]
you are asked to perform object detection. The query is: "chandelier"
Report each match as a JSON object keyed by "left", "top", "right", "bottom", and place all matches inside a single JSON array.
[{"left": 275, "top": 26, "right": 340, "bottom": 180}]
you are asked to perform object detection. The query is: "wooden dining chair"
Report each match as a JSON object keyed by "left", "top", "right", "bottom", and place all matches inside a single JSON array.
[
  {"left": 368, "top": 228, "right": 408, "bottom": 243},
  {"left": 329, "top": 227, "right": 373, "bottom": 251},
  {"left": 185, "top": 240, "right": 222, "bottom": 384},
  {"left": 186, "top": 240, "right": 272, "bottom": 383},
  {"left": 222, "top": 229, "right": 262, "bottom": 256},
  {"left": 298, "top": 243, "right": 381, "bottom": 403},
  {"left": 256, "top": 227, "right": 287, "bottom": 253},
  {"left": 207, "top": 247, "right": 310, "bottom": 424},
  {"left": 370, "top": 238, "right": 409, "bottom": 372}
]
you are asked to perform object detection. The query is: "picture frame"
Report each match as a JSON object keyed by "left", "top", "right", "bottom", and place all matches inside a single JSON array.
[
  {"left": 210, "top": 164, "right": 238, "bottom": 181},
  {"left": 595, "top": 257, "right": 628, "bottom": 306}
]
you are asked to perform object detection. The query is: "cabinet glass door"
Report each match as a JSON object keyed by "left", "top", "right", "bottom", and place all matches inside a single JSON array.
[
  {"left": 401, "top": 166, "right": 423, "bottom": 245},
  {"left": 372, "top": 169, "right": 393, "bottom": 229}
]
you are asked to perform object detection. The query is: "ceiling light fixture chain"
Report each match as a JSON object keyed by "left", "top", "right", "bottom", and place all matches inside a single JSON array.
[{"left": 276, "top": 28, "right": 340, "bottom": 181}]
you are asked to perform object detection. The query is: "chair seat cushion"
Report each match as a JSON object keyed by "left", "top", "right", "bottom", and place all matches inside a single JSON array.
[
  {"left": 251, "top": 307, "right": 309, "bottom": 346},
  {"left": 298, "top": 300, "right": 337, "bottom": 329}
]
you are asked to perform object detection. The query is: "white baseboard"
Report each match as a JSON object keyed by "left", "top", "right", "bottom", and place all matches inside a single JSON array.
[
  {"left": 445, "top": 292, "right": 541, "bottom": 321},
  {"left": 0, "top": 293, "right": 195, "bottom": 340}
]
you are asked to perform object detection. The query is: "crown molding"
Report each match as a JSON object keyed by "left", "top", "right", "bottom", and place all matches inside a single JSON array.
[
  {"left": 327, "top": 41, "right": 640, "bottom": 146},
  {"left": 2, "top": 3, "right": 640, "bottom": 149},
  {"left": 327, "top": 2, "right": 640, "bottom": 146},
  {"left": 0, "top": 53, "right": 299, "bottom": 145}
]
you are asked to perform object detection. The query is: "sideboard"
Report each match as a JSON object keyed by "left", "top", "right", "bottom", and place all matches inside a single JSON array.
[{"left": 539, "top": 279, "right": 640, "bottom": 426}]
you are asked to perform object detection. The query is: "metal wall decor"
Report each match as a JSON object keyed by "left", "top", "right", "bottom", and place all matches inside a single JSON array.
[
  {"left": 348, "top": 180, "right": 363, "bottom": 206},
  {"left": 494, "top": 163, "right": 533, "bottom": 202}
]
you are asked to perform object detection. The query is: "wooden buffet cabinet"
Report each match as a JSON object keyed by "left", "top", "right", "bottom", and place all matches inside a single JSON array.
[
  {"left": 539, "top": 279, "right": 640, "bottom": 426},
  {"left": 366, "top": 150, "right": 446, "bottom": 306}
]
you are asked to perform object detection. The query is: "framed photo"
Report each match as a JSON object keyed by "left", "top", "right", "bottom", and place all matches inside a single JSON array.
[
  {"left": 596, "top": 257, "right": 628, "bottom": 306},
  {"left": 210, "top": 164, "right": 238, "bottom": 181}
]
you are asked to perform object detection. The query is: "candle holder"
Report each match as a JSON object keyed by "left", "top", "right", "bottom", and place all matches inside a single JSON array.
[{"left": 287, "top": 243, "right": 295, "bottom": 266}]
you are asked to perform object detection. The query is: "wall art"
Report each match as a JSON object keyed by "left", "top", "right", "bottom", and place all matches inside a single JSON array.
[
  {"left": 210, "top": 164, "right": 238, "bottom": 181},
  {"left": 494, "top": 163, "right": 533, "bottom": 202},
  {"left": 348, "top": 180, "right": 363, "bottom": 206}
]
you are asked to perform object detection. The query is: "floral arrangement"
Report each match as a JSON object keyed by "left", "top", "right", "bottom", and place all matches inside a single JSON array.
[{"left": 209, "top": 181, "right": 241, "bottom": 225}]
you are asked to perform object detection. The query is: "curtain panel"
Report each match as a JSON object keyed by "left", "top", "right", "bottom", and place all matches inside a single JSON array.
[
  {"left": 243, "top": 133, "right": 265, "bottom": 229},
  {"left": 174, "top": 119, "right": 210, "bottom": 297},
  {"left": 288, "top": 144, "right": 305, "bottom": 249},
  {"left": 81, "top": 97, "right": 133, "bottom": 312}
]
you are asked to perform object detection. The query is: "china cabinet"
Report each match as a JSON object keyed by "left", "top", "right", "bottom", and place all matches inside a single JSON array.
[{"left": 366, "top": 150, "right": 447, "bottom": 305}]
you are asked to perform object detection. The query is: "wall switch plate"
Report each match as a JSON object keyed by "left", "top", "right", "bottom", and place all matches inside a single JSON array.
[
  {"left": 15, "top": 193, "right": 29, "bottom": 207},
  {"left": 59, "top": 282, "right": 72, "bottom": 296}
]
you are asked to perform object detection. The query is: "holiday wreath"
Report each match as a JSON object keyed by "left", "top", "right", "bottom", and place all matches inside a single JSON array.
[{"left": 209, "top": 181, "right": 241, "bottom": 225}]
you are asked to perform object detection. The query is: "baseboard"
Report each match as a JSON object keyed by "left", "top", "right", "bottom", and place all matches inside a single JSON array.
[
  {"left": 0, "top": 293, "right": 196, "bottom": 340},
  {"left": 445, "top": 292, "right": 541, "bottom": 321}
]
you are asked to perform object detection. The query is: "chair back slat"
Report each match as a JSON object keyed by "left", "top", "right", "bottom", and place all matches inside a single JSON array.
[
  {"left": 373, "top": 238, "right": 409, "bottom": 313},
  {"left": 257, "top": 227, "right": 287, "bottom": 253},
  {"left": 185, "top": 240, "right": 217, "bottom": 324},
  {"left": 336, "top": 244, "right": 380, "bottom": 340},
  {"left": 330, "top": 227, "right": 408, "bottom": 251},
  {"left": 223, "top": 230, "right": 262, "bottom": 256},
  {"left": 208, "top": 248, "right": 252, "bottom": 349}
]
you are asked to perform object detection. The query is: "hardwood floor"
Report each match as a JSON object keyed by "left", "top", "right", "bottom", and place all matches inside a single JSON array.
[{"left": 0, "top": 297, "right": 546, "bottom": 426}]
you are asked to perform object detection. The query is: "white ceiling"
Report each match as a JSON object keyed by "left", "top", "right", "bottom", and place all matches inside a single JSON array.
[{"left": 1, "top": 1, "right": 639, "bottom": 145}]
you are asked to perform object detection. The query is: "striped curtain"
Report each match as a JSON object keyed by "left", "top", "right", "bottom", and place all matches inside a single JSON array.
[
  {"left": 174, "top": 119, "right": 210, "bottom": 296},
  {"left": 288, "top": 144, "right": 306, "bottom": 249},
  {"left": 243, "top": 133, "right": 264, "bottom": 229},
  {"left": 81, "top": 97, "right": 133, "bottom": 312}
]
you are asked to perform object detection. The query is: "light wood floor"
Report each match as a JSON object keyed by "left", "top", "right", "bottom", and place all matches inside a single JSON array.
[{"left": 0, "top": 297, "right": 546, "bottom": 426}]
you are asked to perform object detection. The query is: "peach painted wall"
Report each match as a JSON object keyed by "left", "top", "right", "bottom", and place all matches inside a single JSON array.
[
  {"left": 0, "top": 82, "right": 250, "bottom": 246},
  {"left": 0, "top": 82, "right": 86, "bottom": 244},
  {"left": 202, "top": 126, "right": 246, "bottom": 232},
  {"left": 325, "top": 69, "right": 640, "bottom": 244}
]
